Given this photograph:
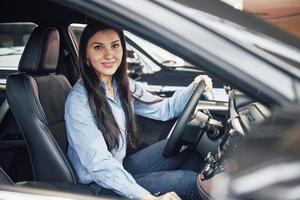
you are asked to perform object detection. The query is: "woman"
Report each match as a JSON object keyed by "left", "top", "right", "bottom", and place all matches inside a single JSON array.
[{"left": 65, "top": 23, "right": 213, "bottom": 200}]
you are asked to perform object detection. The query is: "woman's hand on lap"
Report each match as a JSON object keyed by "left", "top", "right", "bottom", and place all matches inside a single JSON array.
[{"left": 143, "top": 192, "right": 181, "bottom": 200}]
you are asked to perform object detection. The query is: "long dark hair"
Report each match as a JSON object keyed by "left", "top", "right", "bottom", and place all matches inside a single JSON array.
[{"left": 78, "top": 23, "right": 140, "bottom": 151}]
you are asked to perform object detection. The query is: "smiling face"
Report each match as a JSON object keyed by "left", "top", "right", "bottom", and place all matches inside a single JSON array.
[{"left": 86, "top": 29, "right": 123, "bottom": 81}]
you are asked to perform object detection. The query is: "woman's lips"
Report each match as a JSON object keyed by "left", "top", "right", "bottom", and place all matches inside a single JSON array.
[{"left": 101, "top": 61, "right": 115, "bottom": 68}]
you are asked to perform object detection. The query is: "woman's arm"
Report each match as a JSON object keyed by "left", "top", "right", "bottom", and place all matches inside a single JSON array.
[
  {"left": 65, "top": 90, "right": 150, "bottom": 200},
  {"left": 133, "top": 81, "right": 195, "bottom": 121},
  {"left": 131, "top": 75, "right": 212, "bottom": 121}
]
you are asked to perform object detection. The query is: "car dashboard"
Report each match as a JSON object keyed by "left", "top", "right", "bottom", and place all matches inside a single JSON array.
[{"left": 196, "top": 89, "right": 272, "bottom": 180}]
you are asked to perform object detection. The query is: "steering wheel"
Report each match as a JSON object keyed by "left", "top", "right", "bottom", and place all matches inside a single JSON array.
[{"left": 163, "top": 80, "right": 206, "bottom": 157}]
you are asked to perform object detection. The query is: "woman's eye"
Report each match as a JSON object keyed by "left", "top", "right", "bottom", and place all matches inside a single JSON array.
[
  {"left": 112, "top": 43, "right": 120, "bottom": 48},
  {"left": 94, "top": 45, "right": 103, "bottom": 50}
]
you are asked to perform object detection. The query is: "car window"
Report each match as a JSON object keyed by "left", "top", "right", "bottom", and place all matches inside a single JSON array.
[{"left": 0, "top": 22, "right": 37, "bottom": 84}]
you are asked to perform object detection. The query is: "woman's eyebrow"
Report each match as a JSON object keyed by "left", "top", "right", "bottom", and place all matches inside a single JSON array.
[
  {"left": 111, "top": 40, "right": 120, "bottom": 44},
  {"left": 90, "top": 40, "right": 120, "bottom": 45},
  {"left": 90, "top": 42, "right": 103, "bottom": 45}
]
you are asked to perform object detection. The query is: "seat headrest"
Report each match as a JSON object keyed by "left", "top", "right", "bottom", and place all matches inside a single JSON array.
[{"left": 19, "top": 27, "right": 60, "bottom": 74}]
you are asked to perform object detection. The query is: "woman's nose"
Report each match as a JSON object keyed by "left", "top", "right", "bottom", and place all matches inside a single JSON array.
[{"left": 103, "top": 48, "right": 113, "bottom": 58}]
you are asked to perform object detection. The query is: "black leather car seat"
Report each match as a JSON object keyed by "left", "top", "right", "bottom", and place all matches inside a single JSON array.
[{"left": 6, "top": 26, "right": 76, "bottom": 184}]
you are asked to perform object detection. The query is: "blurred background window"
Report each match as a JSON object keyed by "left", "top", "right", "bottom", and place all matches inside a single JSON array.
[{"left": 222, "top": 0, "right": 300, "bottom": 38}]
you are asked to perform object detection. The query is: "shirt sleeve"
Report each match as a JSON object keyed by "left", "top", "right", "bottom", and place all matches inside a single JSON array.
[
  {"left": 131, "top": 80, "right": 195, "bottom": 121},
  {"left": 65, "top": 91, "right": 150, "bottom": 200}
]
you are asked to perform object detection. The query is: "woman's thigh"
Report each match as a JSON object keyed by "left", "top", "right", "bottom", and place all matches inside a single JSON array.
[
  {"left": 134, "top": 170, "right": 200, "bottom": 200},
  {"left": 124, "top": 139, "right": 187, "bottom": 174},
  {"left": 124, "top": 139, "right": 204, "bottom": 175}
]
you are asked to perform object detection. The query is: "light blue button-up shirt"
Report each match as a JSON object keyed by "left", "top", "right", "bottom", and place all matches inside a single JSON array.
[{"left": 64, "top": 78, "right": 195, "bottom": 200}]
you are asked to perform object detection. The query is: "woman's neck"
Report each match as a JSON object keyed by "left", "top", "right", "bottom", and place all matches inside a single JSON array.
[
  {"left": 100, "top": 75, "right": 114, "bottom": 100},
  {"left": 100, "top": 75, "right": 113, "bottom": 88}
]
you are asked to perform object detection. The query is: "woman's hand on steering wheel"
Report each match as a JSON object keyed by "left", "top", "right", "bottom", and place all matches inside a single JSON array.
[{"left": 194, "top": 75, "right": 213, "bottom": 92}]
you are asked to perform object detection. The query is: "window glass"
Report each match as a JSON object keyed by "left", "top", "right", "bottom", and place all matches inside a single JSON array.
[{"left": 0, "top": 22, "right": 36, "bottom": 83}]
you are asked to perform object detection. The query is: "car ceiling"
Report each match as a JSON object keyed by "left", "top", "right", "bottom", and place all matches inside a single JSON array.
[
  {"left": 3, "top": 0, "right": 300, "bottom": 49},
  {"left": 1, "top": 0, "right": 84, "bottom": 25}
]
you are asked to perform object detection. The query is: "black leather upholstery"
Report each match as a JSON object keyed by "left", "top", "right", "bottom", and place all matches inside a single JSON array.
[
  {"left": 6, "top": 26, "right": 76, "bottom": 183},
  {"left": 0, "top": 168, "right": 14, "bottom": 185},
  {"left": 19, "top": 27, "right": 59, "bottom": 74}
]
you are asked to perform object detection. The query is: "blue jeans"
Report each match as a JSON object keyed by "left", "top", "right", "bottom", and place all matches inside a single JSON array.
[
  {"left": 90, "top": 139, "right": 204, "bottom": 199},
  {"left": 123, "top": 139, "right": 204, "bottom": 199}
]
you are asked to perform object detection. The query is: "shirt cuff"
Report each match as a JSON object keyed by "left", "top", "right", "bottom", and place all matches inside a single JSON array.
[{"left": 123, "top": 183, "right": 150, "bottom": 200}]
